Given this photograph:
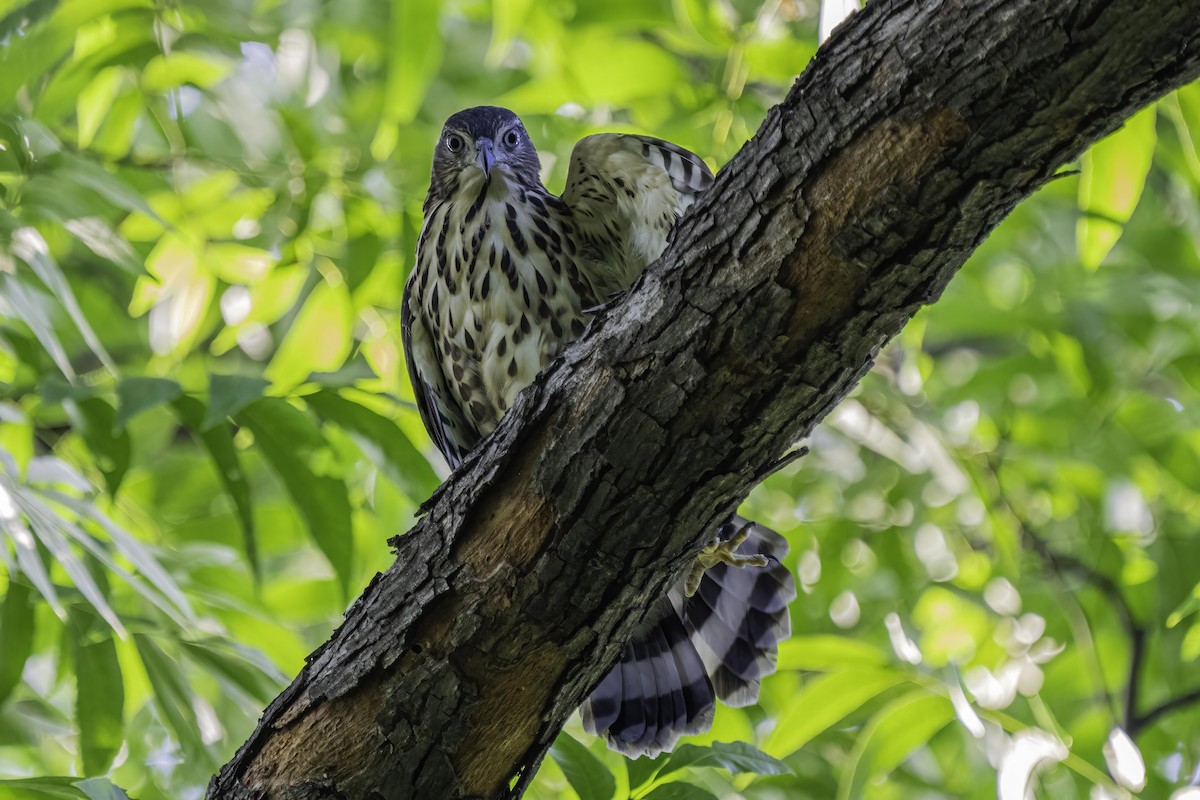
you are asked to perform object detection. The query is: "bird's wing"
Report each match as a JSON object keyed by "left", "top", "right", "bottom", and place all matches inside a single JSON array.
[
  {"left": 562, "top": 133, "right": 714, "bottom": 294},
  {"left": 401, "top": 279, "right": 476, "bottom": 470}
]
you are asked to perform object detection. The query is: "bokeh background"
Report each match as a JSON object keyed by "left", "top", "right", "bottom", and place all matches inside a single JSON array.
[{"left": 0, "top": 1, "right": 1198, "bottom": 798}]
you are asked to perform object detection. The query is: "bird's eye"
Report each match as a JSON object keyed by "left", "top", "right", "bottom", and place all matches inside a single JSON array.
[
  {"left": 445, "top": 133, "right": 464, "bottom": 153},
  {"left": 503, "top": 130, "right": 520, "bottom": 148}
]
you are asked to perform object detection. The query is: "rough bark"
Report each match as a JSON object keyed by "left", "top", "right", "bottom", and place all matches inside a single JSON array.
[{"left": 207, "top": 0, "right": 1200, "bottom": 797}]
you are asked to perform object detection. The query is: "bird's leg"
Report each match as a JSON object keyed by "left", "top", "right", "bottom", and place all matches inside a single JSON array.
[{"left": 684, "top": 520, "right": 770, "bottom": 597}]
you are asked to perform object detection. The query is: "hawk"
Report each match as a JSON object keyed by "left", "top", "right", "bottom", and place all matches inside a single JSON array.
[{"left": 402, "top": 106, "right": 795, "bottom": 756}]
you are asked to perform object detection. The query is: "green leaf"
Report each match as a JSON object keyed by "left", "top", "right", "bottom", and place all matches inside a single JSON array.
[
  {"left": 0, "top": 273, "right": 76, "bottom": 380},
  {"left": 77, "top": 67, "right": 126, "bottom": 149},
  {"left": 65, "top": 397, "right": 130, "bottom": 496},
  {"left": 1167, "top": 582, "right": 1200, "bottom": 628},
  {"left": 133, "top": 634, "right": 210, "bottom": 765},
  {"left": 264, "top": 280, "right": 354, "bottom": 391},
  {"left": 55, "top": 153, "right": 158, "bottom": 218},
  {"left": 116, "top": 377, "right": 181, "bottom": 428},
  {"left": 42, "top": 488, "right": 194, "bottom": 626},
  {"left": 486, "top": 0, "right": 535, "bottom": 66},
  {"left": 1077, "top": 104, "right": 1157, "bottom": 269},
  {"left": 0, "top": 580, "right": 35, "bottom": 707},
  {"left": 74, "top": 779, "right": 131, "bottom": 800},
  {"left": 371, "top": 0, "right": 443, "bottom": 159},
  {"left": 73, "top": 631, "right": 124, "bottom": 775},
  {"left": 911, "top": 587, "right": 990, "bottom": 667},
  {"left": 174, "top": 396, "right": 258, "bottom": 579},
  {"left": 204, "top": 374, "right": 270, "bottom": 430},
  {"left": 239, "top": 398, "right": 353, "bottom": 593},
  {"left": 140, "top": 51, "right": 232, "bottom": 92},
  {"left": 765, "top": 669, "right": 906, "bottom": 757},
  {"left": 641, "top": 783, "right": 719, "bottom": 800},
  {"left": 1183, "top": 622, "right": 1200, "bottom": 662},
  {"left": 4, "top": 480, "right": 125, "bottom": 637},
  {"left": 570, "top": 33, "right": 682, "bottom": 105},
  {"left": 837, "top": 690, "right": 955, "bottom": 800},
  {"left": 549, "top": 732, "right": 616, "bottom": 800},
  {"left": 659, "top": 741, "right": 792, "bottom": 780},
  {"left": 0, "top": 777, "right": 87, "bottom": 800},
  {"left": 0, "top": 460, "right": 63, "bottom": 618},
  {"left": 626, "top": 752, "right": 669, "bottom": 791},
  {"left": 179, "top": 640, "right": 284, "bottom": 703},
  {"left": 0, "top": 6, "right": 76, "bottom": 109},
  {"left": 89, "top": 86, "right": 143, "bottom": 159},
  {"left": 11, "top": 231, "right": 113, "bottom": 372},
  {"left": 777, "top": 635, "right": 888, "bottom": 671},
  {"left": 306, "top": 390, "right": 439, "bottom": 500}
]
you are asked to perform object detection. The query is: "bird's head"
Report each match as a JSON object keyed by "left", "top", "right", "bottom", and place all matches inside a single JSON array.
[{"left": 430, "top": 106, "right": 541, "bottom": 198}]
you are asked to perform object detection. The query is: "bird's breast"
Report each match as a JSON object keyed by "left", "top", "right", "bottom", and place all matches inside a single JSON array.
[{"left": 415, "top": 186, "right": 595, "bottom": 438}]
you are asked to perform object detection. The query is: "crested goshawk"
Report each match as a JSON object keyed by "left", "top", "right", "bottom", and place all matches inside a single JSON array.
[{"left": 402, "top": 105, "right": 796, "bottom": 756}]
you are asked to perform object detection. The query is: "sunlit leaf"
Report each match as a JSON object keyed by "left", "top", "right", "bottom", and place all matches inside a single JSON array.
[
  {"left": 140, "top": 51, "right": 232, "bottom": 92},
  {"left": 777, "top": 635, "right": 888, "bottom": 671},
  {"left": 264, "top": 279, "right": 354, "bottom": 391},
  {"left": 765, "top": 669, "right": 906, "bottom": 757},
  {"left": 911, "top": 588, "right": 990, "bottom": 667},
  {"left": 77, "top": 67, "right": 126, "bottom": 149},
  {"left": 205, "top": 243, "right": 274, "bottom": 285},
  {"left": 549, "top": 732, "right": 616, "bottom": 800},
  {"left": 1077, "top": 104, "right": 1157, "bottom": 269},
  {"left": 837, "top": 690, "right": 955, "bottom": 800}
]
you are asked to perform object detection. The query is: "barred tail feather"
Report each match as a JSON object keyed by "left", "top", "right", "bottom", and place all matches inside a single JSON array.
[
  {"left": 580, "top": 516, "right": 793, "bottom": 757},
  {"left": 581, "top": 606, "right": 717, "bottom": 757}
]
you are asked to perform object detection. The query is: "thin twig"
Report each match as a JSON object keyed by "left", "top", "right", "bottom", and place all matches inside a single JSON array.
[
  {"left": 754, "top": 445, "right": 809, "bottom": 482},
  {"left": 985, "top": 454, "right": 1142, "bottom": 729},
  {"left": 1129, "top": 686, "right": 1200, "bottom": 736}
]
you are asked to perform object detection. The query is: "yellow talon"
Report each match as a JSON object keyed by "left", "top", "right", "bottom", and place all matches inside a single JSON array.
[{"left": 684, "top": 521, "right": 770, "bottom": 597}]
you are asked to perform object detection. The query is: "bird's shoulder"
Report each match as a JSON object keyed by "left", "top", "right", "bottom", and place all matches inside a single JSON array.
[{"left": 566, "top": 133, "right": 714, "bottom": 201}]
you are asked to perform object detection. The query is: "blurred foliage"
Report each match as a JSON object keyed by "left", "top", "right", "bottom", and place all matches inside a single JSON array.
[{"left": 0, "top": 0, "right": 1197, "bottom": 798}]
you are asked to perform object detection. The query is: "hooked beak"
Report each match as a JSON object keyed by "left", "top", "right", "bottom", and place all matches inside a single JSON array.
[{"left": 475, "top": 138, "right": 496, "bottom": 174}]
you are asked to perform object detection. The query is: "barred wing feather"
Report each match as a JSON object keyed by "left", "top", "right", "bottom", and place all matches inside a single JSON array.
[{"left": 563, "top": 133, "right": 714, "bottom": 295}]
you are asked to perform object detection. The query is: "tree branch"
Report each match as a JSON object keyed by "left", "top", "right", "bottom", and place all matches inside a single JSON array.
[{"left": 207, "top": 1, "right": 1200, "bottom": 797}]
